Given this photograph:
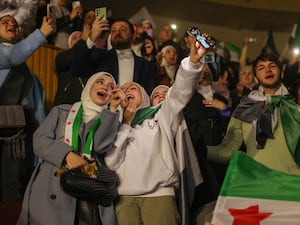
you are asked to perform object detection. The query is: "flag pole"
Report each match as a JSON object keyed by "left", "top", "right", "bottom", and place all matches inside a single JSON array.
[{"left": 279, "top": 23, "right": 296, "bottom": 62}]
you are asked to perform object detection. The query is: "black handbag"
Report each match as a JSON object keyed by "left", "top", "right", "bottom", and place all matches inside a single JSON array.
[{"left": 58, "top": 159, "right": 119, "bottom": 207}]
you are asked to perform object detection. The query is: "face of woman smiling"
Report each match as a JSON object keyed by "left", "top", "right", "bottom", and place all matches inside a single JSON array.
[
  {"left": 163, "top": 46, "right": 177, "bottom": 65},
  {"left": 121, "top": 83, "right": 142, "bottom": 109},
  {"left": 89, "top": 74, "right": 115, "bottom": 106},
  {"left": 0, "top": 16, "right": 19, "bottom": 41},
  {"left": 151, "top": 86, "right": 169, "bottom": 106}
]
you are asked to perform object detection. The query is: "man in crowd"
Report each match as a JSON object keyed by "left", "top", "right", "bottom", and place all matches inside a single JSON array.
[
  {"left": 71, "top": 17, "right": 158, "bottom": 94},
  {"left": 207, "top": 53, "right": 300, "bottom": 176}
]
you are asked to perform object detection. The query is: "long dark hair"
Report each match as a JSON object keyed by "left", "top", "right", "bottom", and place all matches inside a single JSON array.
[{"left": 140, "top": 32, "right": 157, "bottom": 61}]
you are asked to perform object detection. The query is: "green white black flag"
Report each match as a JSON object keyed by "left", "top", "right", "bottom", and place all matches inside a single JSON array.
[{"left": 211, "top": 152, "right": 300, "bottom": 225}]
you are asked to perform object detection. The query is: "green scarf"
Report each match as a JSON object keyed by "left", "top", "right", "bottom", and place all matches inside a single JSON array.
[
  {"left": 131, "top": 104, "right": 162, "bottom": 126},
  {"left": 71, "top": 104, "right": 103, "bottom": 156},
  {"left": 269, "top": 96, "right": 300, "bottom": 166}
]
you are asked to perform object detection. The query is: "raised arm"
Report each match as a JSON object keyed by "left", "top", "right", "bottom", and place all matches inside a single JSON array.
[
  {"left": 70, "top": 18, "right": 111, "bottom": 77},
  {"left": 0, "top": 16, "right": 55, "bottom": 69},
  {"left": 160, "top": 36, "right": 212, "bottom": 133}
]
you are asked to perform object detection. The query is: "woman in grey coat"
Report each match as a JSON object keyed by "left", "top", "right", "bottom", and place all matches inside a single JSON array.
[{"left": 17, "top": 72, "right": 124, "bottom": 225}]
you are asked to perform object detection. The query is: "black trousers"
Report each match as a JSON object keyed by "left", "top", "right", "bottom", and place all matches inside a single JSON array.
[
  {"left": 75, "top": 200, "right": 102, "bottom": 225},
  {"left": 0, "top": 140, "right": 28, "bottom": 201}
]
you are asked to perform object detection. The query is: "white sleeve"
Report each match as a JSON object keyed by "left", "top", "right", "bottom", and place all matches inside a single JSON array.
[
  {"left": 86, "top": 37, "right": 96, "bottom": 49},
  {"left": 0, "top": 29, "right": 46, "bottom": 69},
  {"left": 159, "top": 57, "right": 203, "bottom": 135}
]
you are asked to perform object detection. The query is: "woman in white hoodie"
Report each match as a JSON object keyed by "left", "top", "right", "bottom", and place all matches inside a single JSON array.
[{"left": 105, "top": 35, "right": 212, "bottom": 225}]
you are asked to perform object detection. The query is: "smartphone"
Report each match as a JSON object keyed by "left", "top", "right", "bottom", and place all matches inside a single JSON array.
[
  {"left": 95, "top": 7, "right": 107, "bottom": 20},
  {"left": 47, "top": 4, "right": 56, "bottom": 25},
  {"left": 200, "top": 52, "right": 215, "bottom": 64},
  {"left": 186, "top": 27, "right": 214, "bottom": 49}
]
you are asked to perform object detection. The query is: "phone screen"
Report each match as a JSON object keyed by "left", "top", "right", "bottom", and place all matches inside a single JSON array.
[{"left": 95, "top": 7, "right": 107, "bottom": 20}]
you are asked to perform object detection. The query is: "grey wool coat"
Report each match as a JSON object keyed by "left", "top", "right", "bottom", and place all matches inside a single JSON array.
[{"left": 17, "top": 104, "right": 119, "bottom": 225}]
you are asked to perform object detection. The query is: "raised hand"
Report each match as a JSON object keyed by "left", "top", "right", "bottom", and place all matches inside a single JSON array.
[
  {"left": 89, "top": 18, "right": 110, "bottom": 42},
  {"left": 110, "top": 85, "right": 126, "bottom": 112},
  {"left": 122, "top": 99, "right": 137, "bottom": 125},
  {"left": 70, "top": 5, "right": 83, "bottom": 21},
  {"left": 189, "top": 33, "right": 215, "bottom": 64},
  {"left": 40, "top": 16, "right": 56, "bottom": 37}
]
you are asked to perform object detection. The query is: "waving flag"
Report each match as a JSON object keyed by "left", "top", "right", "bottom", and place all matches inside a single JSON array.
[
  {"left": 217, "top": 41, "right": 241, "bottom": 63},
  {"left": 129, "top": 6, "right": 156, "bottom": 29},
  {"left": 293, "top": 18, "right": 300, "bottom": 48},
  {"left": 261, "top": 30, "right": 279, "bottom": 57},
  {"left": 211, "top": 152, "right": 300, "bottom": 225}
]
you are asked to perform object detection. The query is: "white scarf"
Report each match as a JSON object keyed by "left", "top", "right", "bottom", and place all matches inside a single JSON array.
[
  {"left": 196, "top": 85, "right": 215, "bottom": 100},
  {"left": 80, "top": 72, "right": 116, "bottom": 123},
  {"left": 160, "top": 45, "right": 177, "bottom": 82}
]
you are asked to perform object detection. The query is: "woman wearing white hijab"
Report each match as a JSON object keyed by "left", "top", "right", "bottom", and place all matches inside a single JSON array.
[
  {"left": 17, "top": 72, "right": 124, "bottom": 225},
  {"left": 105, "top": 34, "right": 212, "bottom": 225},
  {"left": 157, "top": 45, "right": 179, "bottom": 86},
  {"left": 150, "top": 84, "right": 170, "bottom": 106}
]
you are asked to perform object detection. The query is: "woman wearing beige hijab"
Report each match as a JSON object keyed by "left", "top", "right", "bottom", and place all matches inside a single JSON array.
[{"left": 17, "top": 72, "right": 124, "bottom": 225}]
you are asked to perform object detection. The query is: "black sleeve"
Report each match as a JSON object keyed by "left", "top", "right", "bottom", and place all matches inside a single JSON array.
[
  {"left": 145, "top": 61, "right": 158, "bottom": 95},
  {"left": 35, "top": 5, "right": 47, "bottom": 29},
  {"left": 70, "top": 40, "right": 95, "bottom": 77},
  {"left": 55, "top": 15, "right": 72, "bottom": 32},
  {"left": 55, "top": 49, "right": 73, "bottom": 73}
]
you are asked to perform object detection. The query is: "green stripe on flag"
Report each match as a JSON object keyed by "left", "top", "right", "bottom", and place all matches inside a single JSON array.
[
  {"left": 294, "top": 18, "right": 300, "bottom": 47},
  {"left": 216, "top": 40, "right": 241, "bottom": 62},
  {"left": 220, "top": 152, "right": 300, "bottom": 202},
  {"left": 225, "top": 42, "right": 241, "bottom": 56}
]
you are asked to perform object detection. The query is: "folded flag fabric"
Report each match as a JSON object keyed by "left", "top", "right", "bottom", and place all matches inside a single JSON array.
[
  {"left": 261, "top": 29, "right": 279, "bottom": 57},
  {"left": 211, "top": 151, "right": 300, "bottom": 225},
  {"left": 216, "top": 41, "right": 241, "bottom": 63}
]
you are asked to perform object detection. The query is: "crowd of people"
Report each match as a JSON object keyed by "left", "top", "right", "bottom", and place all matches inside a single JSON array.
[{"left": 1, "top": 1, "right": 300, "bottom": 225}]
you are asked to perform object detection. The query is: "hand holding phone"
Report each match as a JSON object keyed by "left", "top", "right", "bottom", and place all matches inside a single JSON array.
[
  {"left": 72, "top": 1, "right": 81, "bottom": 9},
  {"left": 47, "top": 4, "right": 56, "bottom": 25},
  {"left": 95, "top": 7, "right": 107, "bottom": 20},
  {"left": 72, "top": 1, "right": 82, "bottom": 19},
  {"left": 187, "top": 27, "right": 215, "bottom": 49}
]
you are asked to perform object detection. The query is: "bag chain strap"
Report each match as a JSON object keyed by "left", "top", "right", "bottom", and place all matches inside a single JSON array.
[{"left": 0, "top": 129, "right": 25, "bottom": 141}]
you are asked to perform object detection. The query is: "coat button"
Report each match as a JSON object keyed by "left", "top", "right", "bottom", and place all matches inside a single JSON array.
[{"left": 50, "top": 194, "right": 56, "bottom": 200}]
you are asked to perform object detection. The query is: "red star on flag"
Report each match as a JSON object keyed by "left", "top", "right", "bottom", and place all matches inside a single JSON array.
[{"left": 229, "top": 205, "right": 272, "bottom": 225}]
